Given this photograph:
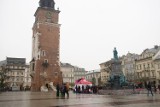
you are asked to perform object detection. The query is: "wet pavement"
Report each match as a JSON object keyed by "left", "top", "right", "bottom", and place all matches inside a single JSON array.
[{"left": 0, "top": 91, "right": 160, "bottom": 107}]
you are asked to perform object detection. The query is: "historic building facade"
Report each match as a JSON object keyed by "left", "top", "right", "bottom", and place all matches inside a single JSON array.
[
  {"left": 135, "top": 45, "right": 160, "bottom": 84},
  {"left": 121, "top": 53, "right": 139, "bottom": 82},
  {"left": 24, "top": 65, "right": 31, "bottom": 89},
  {"left": 30, "top": 0, "right": 62, "bottom": 91},
  {"left": 86, "top": 69, "right": 101, "bottom": 86},
  {"left": 0, "top": 57, "right": 30, "bottom": 90},
  {"left": 153, "top": 50, "right": 160, "bottom": 84},
  {"left": 61, "top": 63, "right": 74, "bottom": 84},
  {"left": 99, "top": 60, "right": 112, "bottom": 85},
  {"left": 61, "top": 63, "right": 86, "bottom": 86}
]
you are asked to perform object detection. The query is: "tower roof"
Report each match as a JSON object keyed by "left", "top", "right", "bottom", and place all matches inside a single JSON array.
[{"left": 39, "top": 0, "right": 55, "bottom": 9}]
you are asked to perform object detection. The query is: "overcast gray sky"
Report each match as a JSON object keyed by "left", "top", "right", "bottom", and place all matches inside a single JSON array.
[{"left": 0, "top": 0, "right": 160, "bottom": 70}]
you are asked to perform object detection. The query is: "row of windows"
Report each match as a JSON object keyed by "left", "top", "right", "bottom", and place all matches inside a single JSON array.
[
  {"left": 6, "top": 66, "right": 25, "bottom": 69},
  {"left": 136, "top": 63, "right": 154, "bottom": 70},
  {"left": 137, "top": 71, "right": 155, "bottom": 77},
  {"left": 86, "top": 74, "right": 100, "bottom": 79},
  {"left": 6, "top": 78, "right": 24, "bottom": 82},
  {"left": 74, "top": 72, "right": 85, "bottom": 75},
  {"left": 140, "top": 53, "right": 153, "bottom": 59},
  {"left": 6, "top": 72, "right": 24, "bottom": 76},
  {"left": 6, "top": 77, "right": 31, "bottom": 82},
  {"left": 62, "top": 74, "right": 74, "bottom": 77}
]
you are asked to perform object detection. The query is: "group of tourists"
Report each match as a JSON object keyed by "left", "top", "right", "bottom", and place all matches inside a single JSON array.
[
  {"left": 143, "top": 81, "right": 160, "bottom": 96},
  {"left": 74, "top": 85, "right": 98, "bottom": 94},
  {"left": 56, "top": 83, "right": 69, "bottom": 98},
  {"left": 132, "top": 81, "right": 160, "bottom": 96}
]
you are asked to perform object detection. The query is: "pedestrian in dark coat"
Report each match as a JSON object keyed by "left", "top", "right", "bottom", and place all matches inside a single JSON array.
[
  {"left": 56, "top": 83, "right": 60, "bottom": 97},
  {"left": 147, "top": 82, "right": 153, "bottom": 96}
]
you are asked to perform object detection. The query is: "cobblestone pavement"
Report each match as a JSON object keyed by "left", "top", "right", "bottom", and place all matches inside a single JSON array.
[{"left": 0, "top": 91, "right": 160, "bottom": 107}]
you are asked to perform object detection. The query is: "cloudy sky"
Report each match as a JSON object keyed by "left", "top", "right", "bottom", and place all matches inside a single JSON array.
[{"left": 0, "top": 0, "right": 160, "bottom": 70}]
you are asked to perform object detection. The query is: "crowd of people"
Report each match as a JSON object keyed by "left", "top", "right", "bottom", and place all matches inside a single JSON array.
[
  {"left": 73, "top": 85, "right": 98, "bottom": 94},
  {"left": 56, "top": 83, "right": 69, "bottom": 98},
  {"left": 54, "top": 81, "right": 160, "bottom": 98},
  {"left": 132, "top": 81, "right": 160, "bottom": 96},
  {"left": 55, "top": 83, "right": 99, "bottom": 98}
]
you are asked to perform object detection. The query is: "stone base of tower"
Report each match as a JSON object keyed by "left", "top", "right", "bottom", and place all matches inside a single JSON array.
[{"left": 31, "top": 75, "right": 62, "bottom": 91}]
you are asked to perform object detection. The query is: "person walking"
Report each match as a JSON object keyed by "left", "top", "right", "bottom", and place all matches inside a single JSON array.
[
  {"left": 56, "top": 83, "right": 60, "bottom": 97},
  {"left": 132, "top": 83, "right": 135, "bottom": 93},
  {"left": 147, "top": 82, "right": 153, "bottom": 96},
  {"left": 60, "top": 83, "right": 65, "bottom": 98},
  {"left": 65, "top": 82, "right": 69, "bottom": 98},
  {"left": 153, "top": 84, "right": 157, "bottom": 93}
]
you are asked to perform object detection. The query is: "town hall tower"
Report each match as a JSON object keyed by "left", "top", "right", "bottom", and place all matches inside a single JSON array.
[{"left": 30, "top": 0, "right": 62, "bottom": 91}]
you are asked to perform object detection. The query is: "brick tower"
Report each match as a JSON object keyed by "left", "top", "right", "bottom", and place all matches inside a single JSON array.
[{"left": 30, "top": 0, "right": 62, "bottom": 91}]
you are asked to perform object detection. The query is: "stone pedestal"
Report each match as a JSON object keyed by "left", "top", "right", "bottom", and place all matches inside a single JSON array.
[{"left": 109, "top": 59, "right": 125, "bottom": 89}]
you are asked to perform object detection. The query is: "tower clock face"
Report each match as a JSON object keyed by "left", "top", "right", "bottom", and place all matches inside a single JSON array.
[{"left": 46, "top": 12, "right": 52, "bottom": 19}]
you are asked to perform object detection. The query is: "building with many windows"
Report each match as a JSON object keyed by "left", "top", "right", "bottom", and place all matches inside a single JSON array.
[
  {"left": 121, "top": 52, "right": 139, "bottom": 82},
  {"left": 86, "top": 69, "right": 101, "bottom": 86},
  {"left": 24, "top": 65, "right": 31, "bottom": 89},
  {"left": 135, "top": 45, "right": 160, "bottom": 84},
  {"left": 99, "top": 60, "right": 112, "bottom": 85},
  {"left": 61, "top": 63, "right": 74, "bottom": 84},
  {"left": 73, "top": 66, "right": 86, "bottom": 82},
  {"left": 153, "top": 50, "right": 160, "bottom": 84},
  {"left": 0, "top": 57, "right": 30, "bottom": 90},
  {"left": 60, "top": 63, "right": 86, "bottom": 86}
]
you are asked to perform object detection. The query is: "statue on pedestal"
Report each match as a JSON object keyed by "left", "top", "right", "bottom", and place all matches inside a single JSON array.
[
  {"left": 107, "top": 47, "right": 129, "bottom": 89},
  {"left": 113, "top": 47, "right": 118, "bottom": 60}
]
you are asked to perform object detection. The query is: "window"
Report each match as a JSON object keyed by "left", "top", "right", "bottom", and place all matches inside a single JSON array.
[
  {"left": 151, "top": 63, "right": 154, "bottom": 68},
  {"left": 140, "top": 64, "right": 141, "bottom": 70},
  {"left": 152, "top": 72, "right": 155, "bottom": 77},
  {"left": 148, "top": 63, "right": 150, "bottom": 68},
  {"left": 42, "top": 50, "right": 46, "bottom": 56},
  {"left": 143, "top": 64, "right": 145, "bottom": 69}
]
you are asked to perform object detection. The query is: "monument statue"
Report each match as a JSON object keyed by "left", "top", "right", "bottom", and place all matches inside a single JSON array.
[
  {"left": 113, "top": 47, "right": 118, "bottom": 60},
  {"left": 106, "top": 47, "right": 129, "bottom": 89}
]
